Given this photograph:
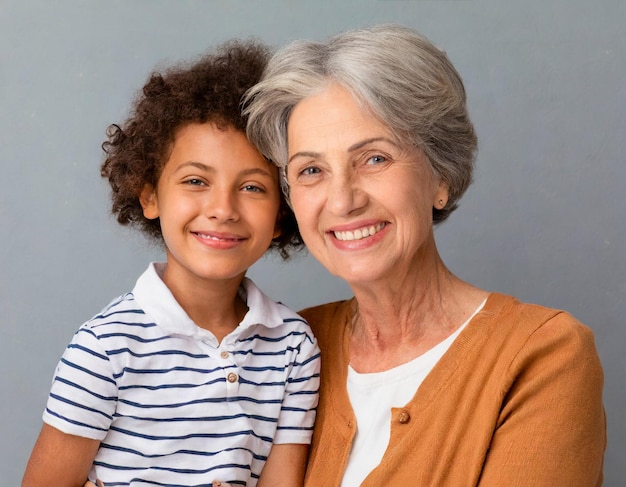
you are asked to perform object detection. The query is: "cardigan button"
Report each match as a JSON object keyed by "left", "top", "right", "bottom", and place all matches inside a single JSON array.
[{"left": 398, "top": 410, "right": 411, "bottom": 424}]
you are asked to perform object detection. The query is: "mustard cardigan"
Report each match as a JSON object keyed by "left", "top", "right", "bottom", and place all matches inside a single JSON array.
[{"left": 301, "top": 293, "right": 605, "bottom": 487}]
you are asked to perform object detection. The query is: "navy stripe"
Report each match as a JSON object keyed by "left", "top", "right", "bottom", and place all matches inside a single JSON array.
[
  {"left": 108, "top": 347, "right": 210, "bottom": 359},
  {"left": 113, "top": 412, "right": 277, "bottom": 424},
  {"left": 113, "top": 364, "right": 230, "bottom": 379},
  {"left": 296, "top": 352, "right": 321, "bottom": 367},
  {"left": 276, "top": 425, "right": 315, "bottom": 431},
  {"left": 49, "top": 392, "right": 112, "bottom": 420},
  {"left": 53, "top": 376, "right": 117, "bottom": 401},
  {"left": 67, "top": 343, "right": 109, "bottom": 361},
  {"left": 97, "top": 332, "right": 172, "bottom": 343},
  {"left": 282, "top": 316, "right": 308, "bottom": 325},
  {"left": 92, "top": 320, "right": 158, "bottom": 330},
  {"left": 94, "top": 308, "right": 146, "bottom": 320},
  {"left": 238, "top": 376, "right": 285, "bottom": 387},
  {"left": 288, "top": 373, "right": 320, "bottom": 384},
  {"left": 280, "top": 405, "right": 311, "bottom": 413},
  {"left": 99, "top": 442, "right": 266, "bottom": 461},
  {"left": 242, "top": 365, "right": 286, "bottom": 372},
  {"left": 45, "top": 408, "right": 108, "bottom": 432},
  {"left": 289, "top": 389, "right": 320, "bottom": 396},
  {"left": 109, "top": 425, "right": 273, "bottom": 443},
  {"left": 233, "top": 347, "right": 295, "bottom": 357},
  {"left": 59, "top": 358, "right": 117, "bottom": 385},
  {"left": 238, "top": 330, "right": 310, "bottom": 344},
  {"left": 118, "top": 376, "right": 226, "bottom": 391},
  {"left": 117, "top": 395, "right": 281, "bottom": 409}
]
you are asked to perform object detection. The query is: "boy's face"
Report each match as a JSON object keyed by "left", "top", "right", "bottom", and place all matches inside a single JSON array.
[{"left": 140, "top": 123, "right": 281, "bottom": 288}]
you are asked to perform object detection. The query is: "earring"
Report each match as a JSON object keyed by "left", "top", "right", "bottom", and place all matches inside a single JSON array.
[{"left": 437, "top": 199, "right": 445, "bottom": 209}]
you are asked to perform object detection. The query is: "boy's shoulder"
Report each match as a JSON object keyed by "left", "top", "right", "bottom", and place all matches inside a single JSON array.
[{"left": 80, "top": 291, "right": 154, "bottom": 336}]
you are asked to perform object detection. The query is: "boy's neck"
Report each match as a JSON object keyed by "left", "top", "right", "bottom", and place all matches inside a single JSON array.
[{"left": 160, "top": 264, "right": 248, "bottom": 343}]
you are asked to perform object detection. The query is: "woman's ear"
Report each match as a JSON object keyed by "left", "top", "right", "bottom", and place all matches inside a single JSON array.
[
  {"left": 139, "top": 184, "right": 159, "bottom": 219},
  {"left": 434, "top": 180, "right": 449, "bottom": 210}
]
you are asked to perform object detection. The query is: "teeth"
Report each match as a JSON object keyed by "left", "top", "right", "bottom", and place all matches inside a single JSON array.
[
  {"left": 197, "top": 234, "right": 220, "bottom": 240},
  {"left": 333, "top": 223, "right": 385, "bottom": 241},
  {"left": 197, "top": 233, "right": 237, "bottom": 241}
]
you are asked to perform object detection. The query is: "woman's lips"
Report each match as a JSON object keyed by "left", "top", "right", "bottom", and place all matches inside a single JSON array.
[{"left": 332, "top": 222, "right": 387, "bottom": 242}]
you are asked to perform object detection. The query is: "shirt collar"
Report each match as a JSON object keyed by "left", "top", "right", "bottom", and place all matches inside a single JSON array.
[{"left": 132, "top": 262, "right": 296, "bottom": 339}]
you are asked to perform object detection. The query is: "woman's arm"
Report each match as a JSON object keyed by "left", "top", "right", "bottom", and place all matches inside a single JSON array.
[
  {"left": 478, "top": 313, "right": 606, "bottom": 486},
  {"left": 257, "top": 443, "right": 309, "bottom": 487},
  {"left": 22, "top": 424, "right": 100, "bottom": 487}
]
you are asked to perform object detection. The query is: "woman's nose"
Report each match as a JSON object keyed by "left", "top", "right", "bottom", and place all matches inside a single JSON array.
[{"left": 325, "top": 171, "right": 367, "bottom": 216}]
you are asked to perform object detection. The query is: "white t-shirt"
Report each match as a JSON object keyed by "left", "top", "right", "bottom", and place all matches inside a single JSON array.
[{"left": 341, "top": 300, "right": 486, "bottom": 487}]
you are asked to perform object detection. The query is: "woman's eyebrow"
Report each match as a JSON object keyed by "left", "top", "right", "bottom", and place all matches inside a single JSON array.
[
  {"left": 288, "top": 151, "right": 321, "bottom": 164},
  {"left": 288, "top": 137, "right": 397, "bottom": 164},
  {"left": 347, "top": 137, "right": 397, "bottom": 152}
]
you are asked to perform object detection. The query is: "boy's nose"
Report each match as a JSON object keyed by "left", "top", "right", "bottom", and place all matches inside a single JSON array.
[{"left": 206, "top": 191, "right": 239, "bottom": 222}]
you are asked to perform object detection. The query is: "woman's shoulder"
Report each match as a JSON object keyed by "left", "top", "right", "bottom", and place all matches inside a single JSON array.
[{"left": 481, "top": 292, "right": 598, "bottom": 353}]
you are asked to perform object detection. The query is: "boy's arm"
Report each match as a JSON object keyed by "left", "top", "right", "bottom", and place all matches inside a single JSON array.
[
  {"left": 21, "top": 423, "right": 100, "bottom": 487},
  {"left": 257, "top": 443, "right": 309, "bottom": 487}
]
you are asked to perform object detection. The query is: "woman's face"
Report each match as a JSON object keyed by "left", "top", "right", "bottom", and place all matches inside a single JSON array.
[{"left": 286, "top": 84, "right": 448, "bottom": 286}]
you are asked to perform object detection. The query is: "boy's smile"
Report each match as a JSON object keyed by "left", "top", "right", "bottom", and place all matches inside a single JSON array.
[{"left": 140, "top": 122, "right": 281, "bottom": 291}]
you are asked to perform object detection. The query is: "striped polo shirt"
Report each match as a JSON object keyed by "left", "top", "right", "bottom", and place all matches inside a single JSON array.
[{"left": 43, "top": 263, "right": 320, "bottom": 486}]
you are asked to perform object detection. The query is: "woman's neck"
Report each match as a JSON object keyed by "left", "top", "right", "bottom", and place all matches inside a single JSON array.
[{"left": 348, "top": 255, "right": 487, "bottom": 372}]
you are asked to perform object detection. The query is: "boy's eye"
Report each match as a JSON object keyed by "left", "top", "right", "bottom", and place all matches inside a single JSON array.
[
  {"left": 242, "top": 184, "right": 264, "bottom": 193},
  {"left": 185, "top": 178, "right": 205, "bottom": 186}
]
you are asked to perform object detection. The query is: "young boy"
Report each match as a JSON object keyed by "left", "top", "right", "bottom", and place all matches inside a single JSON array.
[{"left": 22, "top": 40, "right": 320, "bottom": 487}]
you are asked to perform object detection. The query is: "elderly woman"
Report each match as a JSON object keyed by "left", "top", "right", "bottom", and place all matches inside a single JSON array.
[{"left": 244, "top": 24, "right": 606, "bottom": 486}]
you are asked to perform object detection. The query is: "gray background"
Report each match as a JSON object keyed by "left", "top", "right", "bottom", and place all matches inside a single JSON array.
[{"left": 1, "top": 0, "right": 624, "bottom": 484}]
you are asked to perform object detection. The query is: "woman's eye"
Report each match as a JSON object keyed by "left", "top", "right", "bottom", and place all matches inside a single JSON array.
[
  {"left": 367, "top": 155, "right": 387, "bottom": 165},
  {"left": 299, "top": 166, "right": 321, "bottom": 177}
]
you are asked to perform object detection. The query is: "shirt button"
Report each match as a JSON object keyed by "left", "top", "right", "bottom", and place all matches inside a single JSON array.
[
  {"left": 227, "top": 372, "right": 238, "bottom": 383},
  {"left": 398, "top": 411, "right": 411, "bottom": 424},
  {"left": 220, "top": 351, "right": 229, "bottom": 359}
]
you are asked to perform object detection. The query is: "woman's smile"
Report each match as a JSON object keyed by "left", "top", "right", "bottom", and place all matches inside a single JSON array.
[{"left": 331, "top": 222, "right": 387, "bottom": 242}]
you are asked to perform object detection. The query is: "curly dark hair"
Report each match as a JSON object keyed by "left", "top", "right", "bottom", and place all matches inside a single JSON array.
[{"left": 101, "top": 40, "right": 303, "bottom": 259}]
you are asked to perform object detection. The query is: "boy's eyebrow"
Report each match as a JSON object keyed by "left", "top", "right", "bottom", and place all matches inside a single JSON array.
[
  {"left": 239, "top": 167, "right": 277, "bottom": 178},
  {"left": 174, "top": 161, "right": 214, "bottom": 173},
  {"left": 174, "top": 161, "right": 275, "bottom": 178},
  {"left": 287, "top": 137, "right": 397, "bottom": 163}
]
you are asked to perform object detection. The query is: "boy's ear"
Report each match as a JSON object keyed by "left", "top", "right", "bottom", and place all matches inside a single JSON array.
[
  {"left": 139, "top": 184, "right": 159, "bottom": 220},
  {"left": 272, "top": 210, "right": 283, "bottom": 240}
]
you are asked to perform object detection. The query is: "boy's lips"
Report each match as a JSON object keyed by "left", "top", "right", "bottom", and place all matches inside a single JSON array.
[{"left": 193, "top": 231, "right": 247, "bottom": 242}]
